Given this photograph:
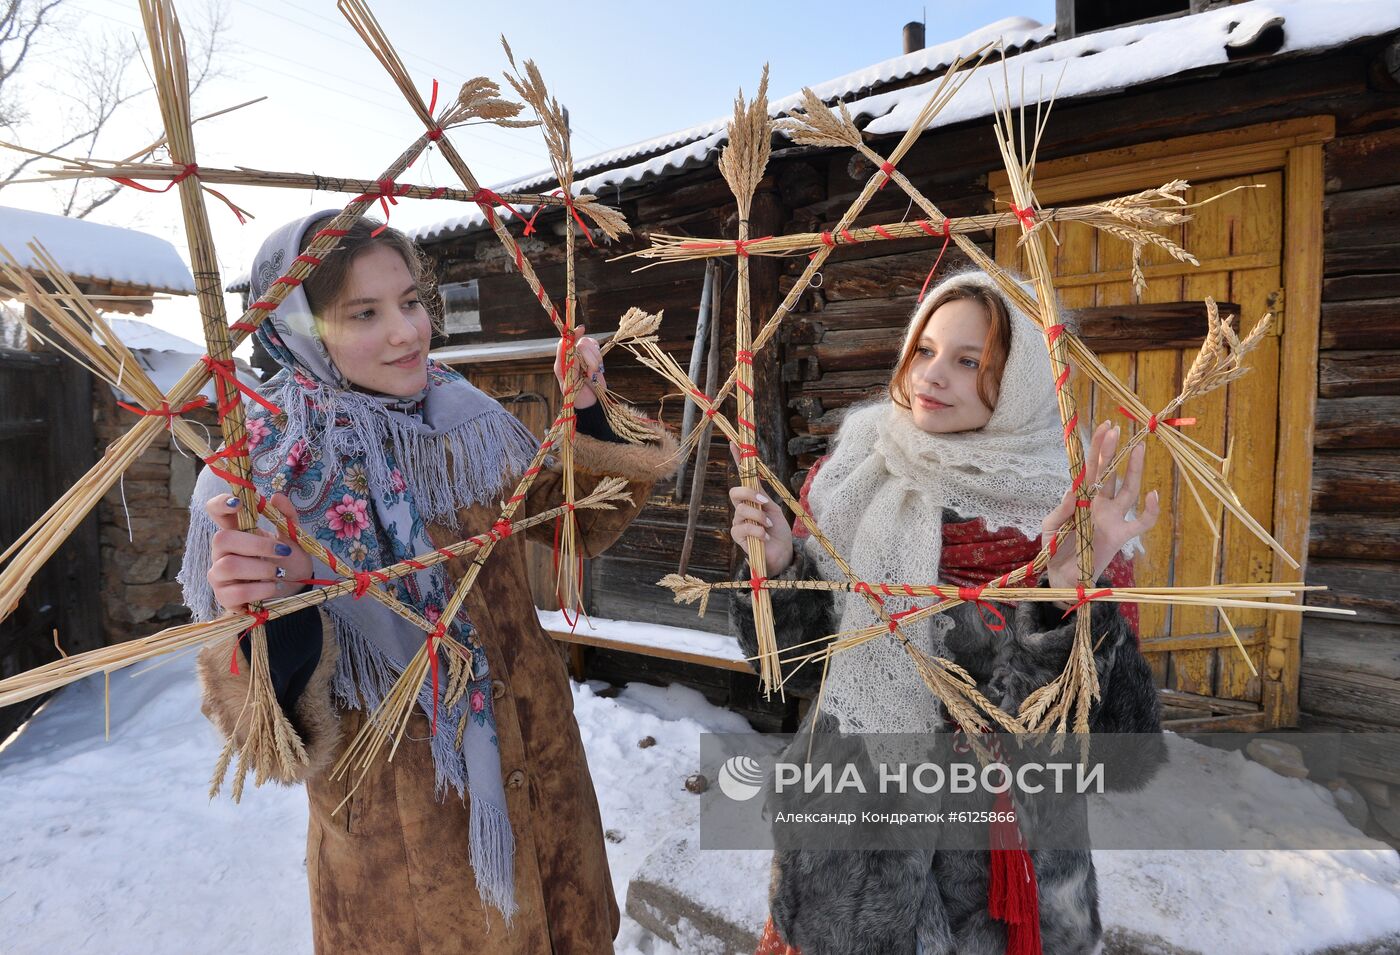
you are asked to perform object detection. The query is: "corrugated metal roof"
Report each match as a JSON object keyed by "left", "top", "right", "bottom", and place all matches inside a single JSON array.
[
  {"left": 409, "top": 16, "right": 1051, "bottom": 244},
  {"left": 406, "top": 2, "right": 1400, "bottom": 248}
]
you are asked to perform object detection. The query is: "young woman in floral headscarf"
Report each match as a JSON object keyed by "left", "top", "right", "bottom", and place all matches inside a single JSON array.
[{"left": 183, "top": 211, "right": 677, "bottom": 954}]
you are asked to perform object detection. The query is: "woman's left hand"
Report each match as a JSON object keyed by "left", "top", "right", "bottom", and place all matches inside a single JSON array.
[
  {"left": 1042, "top": 420, "right": 1161, "bottom": 595},
  {"left": 554, "top": 324, "right": 606, "bottom": 410}
]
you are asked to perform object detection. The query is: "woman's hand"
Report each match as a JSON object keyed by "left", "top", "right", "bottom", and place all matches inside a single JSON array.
[
  {"left": 727, "top": 441, "right": 794, "bottom": 576},
  {"left": 1042, "top": 420, "right": 1161, "bottom": 597},
  {"left": 204, "top": 492, "right": 312, "bottom": 611},
  {"left": 554, "top": 325, "right": 606, "bottom": 410}
]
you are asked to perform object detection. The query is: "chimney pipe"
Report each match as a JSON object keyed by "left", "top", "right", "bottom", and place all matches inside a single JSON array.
[{"left": 903, "top": 21, "right": 925, "bottom": 55}]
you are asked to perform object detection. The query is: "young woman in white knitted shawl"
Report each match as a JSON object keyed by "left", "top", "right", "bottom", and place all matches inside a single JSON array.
[{"left": 730, "top": 270, "right": 1168, "bottom": 955}]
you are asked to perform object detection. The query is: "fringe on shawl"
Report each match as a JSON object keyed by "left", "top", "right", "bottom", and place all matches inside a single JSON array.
[
  {"left": 470, "top": 797, "right": 518, "bottom": 923},
  {"left": 261, "top": 374, "right": 542, "bottom": 527}
]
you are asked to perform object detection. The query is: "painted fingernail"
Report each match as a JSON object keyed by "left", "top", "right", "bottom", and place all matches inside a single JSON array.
[
  {"left": 757, "top": 494, "right": 770, "bottom": 504},
  {"left": 765, "top": 517, "right": 773, "bottom": 527},
  {"left": 225, "top": 497, "right": 239, "bottom": 508},
  {"left": 274, "top": 543, "right": 293, "bottom": 557}
]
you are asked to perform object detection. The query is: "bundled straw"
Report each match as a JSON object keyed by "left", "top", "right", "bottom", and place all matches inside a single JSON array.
[
  {"left": 328, "top": 327, "right": 645, "bottom": 799},
  {"left": 611, "top": 313, "right": 1018, "bottom": 732},
  {"left": 138, "top": 0, "right": 306, "bottom": 796},
  {"left": 715, "top": 67, "right": 782, "bottom": 695},
  {"left": 614, "top": 189, "right": 1239, "bottom": 270},
  {"left": 502, "top": 38, "right": 588, "bottom": 618},
  {"left": 0, "top": 126, "right": 444, "bottom": 629},
  {"left": 0, "top": 481, "right": 632, "bottom": 711},
  {"left": 626, "top": 45, "right": 993, "bottom": 446}
]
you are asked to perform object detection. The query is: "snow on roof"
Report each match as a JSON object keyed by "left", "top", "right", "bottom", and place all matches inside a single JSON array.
[
  {"left": 105, "top": 316, "right": 260, "bottom": 401},
  {"left": 862, "top": 0, "right": 1398, "bottom": 136},
  {"left": 108, "top": 317, "right": 204, "bottom": 354},
  {"left": 0, "top": 206, "right": 194, "bottom": 294},
  {"left": 411, "top": 0, "right": 1400, "bottom": 246},
  {"left": 410, "top": 16, "right": 1050, "bottom": 244}
]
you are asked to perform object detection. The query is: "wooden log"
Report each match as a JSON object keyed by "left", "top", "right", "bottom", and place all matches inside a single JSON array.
[
  {"left": 1299, "top": 620, "right": 1400, "bottom": 727},
  {"left": 1305, "top": 558, "right": 1400, "bottom": 626},
  {"left": 783, "top": 249, "right": 978, "bottom": 302},
  {"left": 1324, "top": 126, "right": 1400, "bottom": 193},
  {"left": 776, "top": 160, "right": 825, "bottom": 209},
  {"left": 751, "top": 188, "right": 793, "bottom": 491},
  {"left": 1319, "top": 299, "right": 1400, "bottom": 349},
  {"left": 1308, "top": 512, "right": 1400, "bottom": 561},
  {"left": 1325, "top": 245, "right": 1400, "bottom": 286},
  {"left": 1318, "top": 350, "right": 1400, "bottom": 398},
  {"left": 1322, "top": 272, "right": 1400, "bottom": 302},
  {"left": 589, "top": 556, "right": 733, "bottom": 636},
  {"left": 1315, "top": 396, "right": 1400, "bottom": 449},
  {"left": 608, "top": 516, "right": 732, "bottom": 571},
  {"left": 634, "top": 175, "right": 756, "bottom": 223},
  {"left": 1324, "top": 184, "right": 1400, "bottom": 250},
  {"left": 1311, "top": 450, "right": 1400, "bottom": 512}
]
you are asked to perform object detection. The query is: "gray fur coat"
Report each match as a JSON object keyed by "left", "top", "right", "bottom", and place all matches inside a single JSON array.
[{"left": 731, "top": 537, "right": 1166, "bottom": 955}]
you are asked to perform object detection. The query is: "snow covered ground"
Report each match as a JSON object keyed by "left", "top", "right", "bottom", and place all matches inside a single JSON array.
[
  {"left": 0, "top": 655, "right": 740, "bottom": 954},
  {"left": 1, "top": 657, "right": 1398, "bottom": 954}
]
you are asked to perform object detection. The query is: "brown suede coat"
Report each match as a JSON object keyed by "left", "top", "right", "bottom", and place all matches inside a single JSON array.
[{"left": 198, "top": 425, "right": 678, "bottom": 955}]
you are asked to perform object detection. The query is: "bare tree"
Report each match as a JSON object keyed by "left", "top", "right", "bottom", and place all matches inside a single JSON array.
[{"left": 0, "top": 0, "right": 230, "bottom": 219}]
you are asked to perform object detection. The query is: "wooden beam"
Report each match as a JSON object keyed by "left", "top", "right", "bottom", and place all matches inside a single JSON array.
[
  {"left": 989, "top": 116, "right": 1335, "bottom": 203},
  {"left": 545, "top": 628, "right": 754, "bottom": 674},
  {"left": 1268, "top": 141, "right": 1327, "bottom": 728}
]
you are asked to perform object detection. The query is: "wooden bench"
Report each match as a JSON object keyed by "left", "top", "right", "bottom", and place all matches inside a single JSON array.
[{"left": 537, "top": 609, "right": 754, "bottom": 678}]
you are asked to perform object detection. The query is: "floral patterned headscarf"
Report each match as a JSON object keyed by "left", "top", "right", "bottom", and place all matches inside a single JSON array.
[{"left": 182, "top": 211, "right": 537, "bottom": 919}]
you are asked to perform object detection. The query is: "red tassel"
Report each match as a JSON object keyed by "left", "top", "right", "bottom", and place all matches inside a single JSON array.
[{"left": 988, "top": 789, "right": 1042, "bottom": 955}]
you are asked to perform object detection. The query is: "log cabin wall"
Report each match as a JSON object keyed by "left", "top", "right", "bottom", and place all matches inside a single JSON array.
[{"left": 420, "top": 37, "right": 1400, "bottom": 746}]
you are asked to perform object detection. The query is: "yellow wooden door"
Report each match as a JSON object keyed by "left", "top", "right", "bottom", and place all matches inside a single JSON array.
[{"left": 991, "top": 117, "right": 1331, "bottom": 729}]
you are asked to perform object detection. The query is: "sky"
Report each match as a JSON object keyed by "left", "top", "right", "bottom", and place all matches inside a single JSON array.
[{"left": 0, "top": 0, "right": 1055, "bottom": 346}]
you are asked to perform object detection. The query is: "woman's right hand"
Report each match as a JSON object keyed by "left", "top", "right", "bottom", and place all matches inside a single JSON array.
[
  {"left": 728, "top": 443, "right": 794, "bottom": 575},
  {"left": 204, "top": 492, "right": 312, "bottom": 610}
]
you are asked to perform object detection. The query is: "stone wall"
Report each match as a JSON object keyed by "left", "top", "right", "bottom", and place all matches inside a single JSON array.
[{"left": 93, "top": 382, "right": 214, "bottom": 644}]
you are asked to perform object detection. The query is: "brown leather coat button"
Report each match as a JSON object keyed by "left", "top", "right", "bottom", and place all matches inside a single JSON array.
[
  {"left": 506, "top": 769, "right": 526, "bottom": 790},
  {"left": 491, "top": 679, "right": 506, "bottom": 700}
]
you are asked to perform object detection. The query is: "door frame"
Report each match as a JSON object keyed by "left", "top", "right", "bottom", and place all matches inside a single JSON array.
[{"left": 989, "top": 116, "right": 1334, "bottom": 728}]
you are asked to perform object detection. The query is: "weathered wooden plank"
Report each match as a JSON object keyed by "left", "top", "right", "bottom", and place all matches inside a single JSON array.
[
  {"left": 1324, "top": 244, "right": 1400, "bottom": 278},
  {"left": 1305, "top": 558, "right": 1400, "bottom": 626},
  {"left": 590, "top": 556, "right": 732, "bottom": 635},
  {"left": 1324, "top": 126, "right": 1400, "bottom": 193},
  {"left": 1172, "top": 199, "right": 1225, "bottom": 696},
  {"left": 782, "top": 249, "right": 978, "bottom": 303},
  {"left": 1310, "top": 394, "right": 1400, "bottom": 450},
  {"left": 607, "top": 517, "right": 732, "bottom": 572},
  {"left": 1311, "top": 451, "right": 1400, "bottom": 513},
  {"left": 1322, "top": 273, "right": 1400, "bottom": 302},
  {"left": 1314, "top": 396, "right": 1400, "bottom": 449},
  {"left": 1308, "top": 513, "right": 1400, "bottom": 561},
  {"left": 1301, "top": 619, "right": 1400, "bottom": 677},
  {"left": 1138, "top": 627, "right": 1265, "bottom": 653},
  {"left": 1299, "top": 622, "right": 1400, "bottom": 726},
  {"left": 1324, "top": 184, "right": 1400, "bottom": 250},
  {"left": 546, "top": 627, "right": 751, "bottom": 672},
  {"left": 1316, "top": 347, "right": 1394, "bottom": 394},
  {"left": 1162, "top": 712, "right": 1268, "bottom": 732},
  {"left": 1318, "top": 299, "right": 1400, "bottom": 350}
]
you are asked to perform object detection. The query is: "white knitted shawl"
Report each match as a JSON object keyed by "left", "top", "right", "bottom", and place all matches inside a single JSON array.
[{"left": 805, "top": 271, "right": 1069, "bottom": 733}]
